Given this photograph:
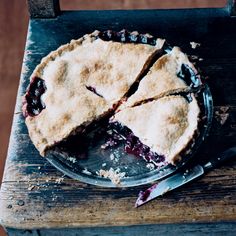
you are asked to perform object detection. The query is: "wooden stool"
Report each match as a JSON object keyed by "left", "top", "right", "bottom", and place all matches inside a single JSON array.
[{"left": 1, "top": 0, "right": 236, "bottom": 235}]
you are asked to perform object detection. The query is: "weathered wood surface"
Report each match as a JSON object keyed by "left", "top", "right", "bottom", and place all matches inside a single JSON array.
[
  {"left": 27, "top": 0, "right": 60, "bottom": 18},
  {"left": 1, "top": 7, "right": 236, "bottom": 231},
  {"left": 6, "top": 223, "right": 236, "bottom": 236}
]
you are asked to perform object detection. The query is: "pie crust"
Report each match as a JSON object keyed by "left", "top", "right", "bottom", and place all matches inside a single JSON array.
[
  {"left": 23, "top": 29, "right": 201, "bottom": 165},
  {"left": 23, "top": 30, "right": 165, "bottom": 156},
  {"left": 113, "top": 95, "right": 200, "bottom": 164},
  {"left": 119, "top": 46, "right": 198, "bottom": 109}
]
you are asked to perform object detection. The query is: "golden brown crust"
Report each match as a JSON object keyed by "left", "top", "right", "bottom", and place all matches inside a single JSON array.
[
  {"left": 25, "top": 30, "right": 165, "bottom": 156},
  {"left": 120, "top": 47, "right": 197, "bottom": 109},
  {"left": 113, "top": 95, "right": 200, "bottom": 164}
]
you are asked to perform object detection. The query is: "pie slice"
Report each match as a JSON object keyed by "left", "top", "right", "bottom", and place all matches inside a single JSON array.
[
  {"left": 113, "top": 95, "right": 200, "bottom": 164},
  {"left": 23, "top": 30, "right": 165, "bottom": 156},
  {"left": 120, "top": 47, "right": 199, "bottom": 109}
]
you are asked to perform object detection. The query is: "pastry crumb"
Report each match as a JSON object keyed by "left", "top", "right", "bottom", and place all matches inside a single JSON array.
[
  {"left": 82, "top": 168, "right": 92, "bottom": 175},
  {"left": 55, "top": 177, "right": 64, "bottom": 184},
  {"left": 146, "top": 163, "right": 155, "bottom": 170},
  {"left": 215, "top": 112, "right": 229, "bottom": 125},
  {"left": 110, "top": 151, "right": 120, "bottom": 163},
  {"left": 67, "top": 157, "right": 77, "bottom": 163},
  {"left": 215, "top": 106, "right": 230, "bottom": 125},
  {"left": 220, "top": 106, "right": 229, "bottom": 113},
  {"left": 27, "top": 185, "right": 35, "bottom": 191},
  {"left": 110, "top": 153, "right": 115, "bottom": 161},
  {"left": 190, "top": 42, "right": 201, "bottom": 49},
  {"left": 98, "top": 168, "right": 126, "bottom": 185}
]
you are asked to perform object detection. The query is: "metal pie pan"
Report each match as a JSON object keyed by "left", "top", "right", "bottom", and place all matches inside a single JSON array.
[
  {"left": 45, "top": 30, "right": 213, "bottom": 188},
  {"left": 46, "top": 84, "right": 213, "bottom": 188}
]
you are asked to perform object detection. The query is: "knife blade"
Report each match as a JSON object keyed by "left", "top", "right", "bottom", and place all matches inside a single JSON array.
[{"left": 135, "top": 147, "right": 236, "bottom": 207}]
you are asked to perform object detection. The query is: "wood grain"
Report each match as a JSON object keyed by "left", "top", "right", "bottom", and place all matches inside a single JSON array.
[
  {"left": 0, "top": 0, "right": 227, "bottom": 188},
  {"left": 27, "top": 0, "right": 60, "bottom": 18},
  {"left": 0, "top": 0, "right": 233, "bottom": 235},
  {"left": 6, "top": 223, "right": 236, "bottom": 236},
  {"left": 60, "top": 0, "right": 227, "bottom": 10},
  {"left": 1, "top": 7, "right": 236, "bottom": 231}
]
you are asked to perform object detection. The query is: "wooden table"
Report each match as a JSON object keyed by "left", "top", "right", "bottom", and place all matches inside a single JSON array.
[{"left": 1, "top": 0, "right": 236, "bottom": 235}]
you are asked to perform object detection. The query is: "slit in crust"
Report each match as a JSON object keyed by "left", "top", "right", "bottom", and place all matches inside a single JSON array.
[{"left": 119, "top": 46, "right": 201, "bottom": 110}]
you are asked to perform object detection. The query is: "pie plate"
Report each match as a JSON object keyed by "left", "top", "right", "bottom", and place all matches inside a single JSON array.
[{"left": 45, "top": 83, "right": 213, "bottom": 188}]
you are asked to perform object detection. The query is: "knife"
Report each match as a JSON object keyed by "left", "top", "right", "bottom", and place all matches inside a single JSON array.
[{"left": 135, "top": 147, "right": 236, "bottom": 207}]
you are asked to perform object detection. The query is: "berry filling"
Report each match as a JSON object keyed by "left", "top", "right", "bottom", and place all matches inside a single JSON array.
[
  {"left": 103, "top": 122, "right": 166, "bottom": 167},
  {"left": 139, "top": 189, "right": 151, "bottom": 201},
  {"left": 23, "top": 77, "right": 46, "bottom": 117},
  {"left": 98, "top": 30, "right": 157, "bottom": 46},
  {"left": 177, "top": 64, "right": 201, "bottom": 88}
]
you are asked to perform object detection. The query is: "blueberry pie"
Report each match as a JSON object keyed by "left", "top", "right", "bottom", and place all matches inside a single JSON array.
[
  {"left": 23, "top": 30, "right": 165, "bottom": 156},
  {"left": 23, "top": 30, "right": 200, "bottom": 165}
]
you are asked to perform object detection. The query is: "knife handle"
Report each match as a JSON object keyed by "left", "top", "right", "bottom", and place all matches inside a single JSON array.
[{"left": 203, "top": 147, "right": 236, "bottom": 171}]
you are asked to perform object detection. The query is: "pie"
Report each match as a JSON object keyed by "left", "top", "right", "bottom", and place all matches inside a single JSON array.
[
  {"left": 119, "top": 46, "right": 199, "bottom": 109},
  {"left": 23, "top": 30, "right": 201, "bottom": 165},
  {"left": 113, "top": 95, "right": 199, "bottom": 164},
  {"left": 23, "top": 30, "right": 165, "bottom": 156}
]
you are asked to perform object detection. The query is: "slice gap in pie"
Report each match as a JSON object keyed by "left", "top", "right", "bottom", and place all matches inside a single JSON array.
[
  {"left": 23, "top": 30, "right": 166, "bottom": 156},
  {"left": 119, "top": 46, "right": 201, "bottom": 110},
  {"left": 111, "top": 94, "right": 200, "bottom": 165}
]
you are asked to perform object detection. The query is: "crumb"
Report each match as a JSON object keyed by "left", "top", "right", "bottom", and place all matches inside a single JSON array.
[
  {"left": 67, "top": 157, "right": 77, "bottom": 163},
  {"left": 215, "top": 106, "right": 230, "bottom": 125},
  {"left": 146, "top": 163, "right": 155, "bottom": 171},
  {"left": 220, "top": 106, "right": 229, "bottom": 113},
  {"left": 110, "top": 151, "right": 120, "bottom": 163},
  {"left": 107, "top": 129, "right": 113, "bottom": 135},
  {"left": 190, "top": 42, "right": 201, "bottom": 49},
  {"left": 55, "top": 177, "right": 64, "bottom": 184},
  {"left": 215, "top": 112, "right": 229, "bottom": 125},
  {"left": 110, "top": 153, "right": 115, "bottom": 161},
  {"left": 82, "top": 168, "right": 92, "bottom": 175},
  {"left": 149, "top": 158, "right": 166, "bottom": 168},
  {"left": 27, "top": 185, "right": 35, "bottom": 191},
  {"left": 101, "top": 139, "right": 117, "bottom": 149},
  {"left": 98, "top": 168, "right": 126, "bottom": 185},
  {"left": 38, "top": 166, "right": 41, "bottom": 170},
  {"left": 102, "top": 163, "right": 107, "bottom": 167}
]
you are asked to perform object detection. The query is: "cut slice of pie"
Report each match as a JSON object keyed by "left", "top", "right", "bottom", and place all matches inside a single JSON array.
[
  {"left": 23, "top": 30, "right": 165, "bottom": 156},
  {"left": 113, "top": 95, "right": 200, "bottom": 164},
  {"left": 120, "top": 47, "right": 200, "bottom": 109}
]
